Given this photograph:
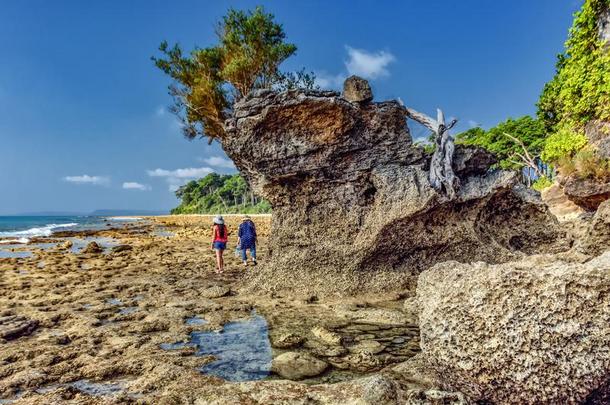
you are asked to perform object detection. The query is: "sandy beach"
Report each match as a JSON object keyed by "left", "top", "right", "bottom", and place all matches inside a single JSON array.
[{"left": 0, "top": 215, "right": 422, "bottom": 404}]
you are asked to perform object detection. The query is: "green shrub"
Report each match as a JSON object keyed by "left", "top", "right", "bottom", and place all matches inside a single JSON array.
[
  {"left": 541, "top": 127, "right": 588, "bottom": 163},
  {"left": 532, "top": 176, "right": 553, "bottom": 191}
]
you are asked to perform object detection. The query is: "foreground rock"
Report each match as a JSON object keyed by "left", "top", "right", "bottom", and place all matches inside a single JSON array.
[
  {"left": 271, "top": 351, "right": 328, "bottom": 380},
  {"left": 222, "top": 86, "right": 567, "bottom": 294},
  {"left": 416, "top": 252, "right": 610, "bottom": 404}
]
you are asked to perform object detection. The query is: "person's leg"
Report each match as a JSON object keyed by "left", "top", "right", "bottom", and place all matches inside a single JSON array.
[
  {"left": 250, "top": 246, "right": 257, "bottom": 264},
  {"left": 241, "top": 246, "right": 248, "bottom": 265},
  {"left": 219, "top": 249, "right": 224, "bottom": 272},
  {"left": 215, "top": 249, "right": 222, "bottom": 272}
]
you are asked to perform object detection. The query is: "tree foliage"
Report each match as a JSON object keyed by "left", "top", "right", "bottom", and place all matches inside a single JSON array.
[
  {"left": 540, "top": 127, "right": 588, "bottom": 163},
  {"left": 537, "top": 0, "right": 610, "bottom": 132},
  {"left": 172, "top": 173, "right": 271, "bottom": 214},
  {"left": 455, "top": 116, "right": 546, "bottom": 171},
  {"left": 153, "top": 6, "right": 316, "bottom": 142}
]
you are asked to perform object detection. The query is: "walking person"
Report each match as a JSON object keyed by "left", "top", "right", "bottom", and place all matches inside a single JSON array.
[
  {"left": 237, "top": 215, "right": 257, "bottom": 267},
  {"left": 211, "top": 215, "right": 228, "bottom": 273}
]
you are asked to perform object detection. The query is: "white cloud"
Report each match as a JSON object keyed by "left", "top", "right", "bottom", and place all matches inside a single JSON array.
[
  {"left": 147, "top": 166, "right": 214, "bottom": 191},
  {"left": 63, "top": 175, "right": 109, "bottom": 185},
  {"left": 147, "top": 167, "right": 214, "bottom": 178},
  {"left": 198, "top": 156, "right": 235, "bottom": 169},
  {"left": 122, "top": 182, "right": 151, "bottom": 191},
  {"left": 468, "top": 120, "right": 481, "bottom": 128},
  {"left": 315, "top": 72, "right": 347, "bottom": 90},
  {"left": 344, "top": 46, "right": 395, "bottom": 79}
]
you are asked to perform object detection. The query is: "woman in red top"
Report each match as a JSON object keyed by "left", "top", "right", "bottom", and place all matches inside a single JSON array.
[{"left": 211, "top": 215, "right": 229, "bottom": 273}]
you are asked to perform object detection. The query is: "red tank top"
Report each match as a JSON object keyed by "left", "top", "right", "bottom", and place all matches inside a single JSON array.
[{"left": 213, "top": 225, "right": 228, "bottom": 243}]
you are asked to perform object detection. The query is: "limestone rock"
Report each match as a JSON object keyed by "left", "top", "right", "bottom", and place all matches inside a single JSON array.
[
  {"left": 348, "top": 339, "right": 385, "bottom": 354},
  {"left": 563, "top": 176, "right": 610, "bottom": 211},
  {"left": 342, "top": 75, "right": 373, "bottom": 103},
  {"left": 585, "top": 120, "right": 610, "bottom": 159},
  {"left": 82, "top": 242, "right": 103, "bottom": 254},
  {"left": 311, "top": 326, "right": 342, "bottom": 346},
  {"left": 271, "top": 351, "right": 328, "bottom": 380},
  {"left": 271, "top": 332, "right": 304, "bottom": 349},
  {"left": 416, "top": 252, "right": 610, "bottom": 404},
  {"left": 200, "top": 285, "right": 230, "bottom": 299},
  {"left": 223, "top": 89, "right": 567, "bottom": 294},
  {"left": 452, "top": 145, "right": 497, "bottom": 178},
  {"left": 577, "top": 199, "right": 610, "bottom": 256}
]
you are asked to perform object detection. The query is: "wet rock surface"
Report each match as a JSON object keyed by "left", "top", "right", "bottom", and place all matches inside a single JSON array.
[
  {"left": 222, "top": 88, "right": 568, "bottom": 295},
  {"left": 416, "top": 252, "right": 610, "bottom": 404}
]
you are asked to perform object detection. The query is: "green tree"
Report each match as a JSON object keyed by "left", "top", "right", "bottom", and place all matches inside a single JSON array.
[
  {"left": 455, "top": 116, "right": 546, "bottom": 174},
  {"left": 537, "top": 0, "right": 610, "bottom": 133},
  {"left": 172, "top": 173, "right": 271, "bottom": 214},
  {"left": 153, "top": 6, "right": 316, "bottom": 142}
]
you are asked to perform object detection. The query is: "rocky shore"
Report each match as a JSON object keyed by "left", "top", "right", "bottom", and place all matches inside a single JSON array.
[{"left": 0, "top": 212, "right": 608, "bottom": 404}]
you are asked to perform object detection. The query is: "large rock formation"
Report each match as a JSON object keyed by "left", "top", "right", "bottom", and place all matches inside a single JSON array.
[
  {"left": 222, "top": 86, "right": 567, "bottom": 294},
  {"left": 416, "top": 252, "right": 610, "bottom": 404}
]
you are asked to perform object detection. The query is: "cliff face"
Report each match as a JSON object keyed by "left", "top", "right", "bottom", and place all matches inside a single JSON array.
[{"left": 222, "top": 88, "right": 568, "bottom": 294}]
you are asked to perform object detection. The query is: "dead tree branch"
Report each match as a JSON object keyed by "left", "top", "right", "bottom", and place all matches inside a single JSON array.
[{"left": 404, "top": 107, "right": 459, "bottom": 198}]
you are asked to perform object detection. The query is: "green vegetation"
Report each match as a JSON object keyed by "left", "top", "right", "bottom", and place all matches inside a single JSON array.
[
  {"left": 532, "top": 176, "right": 553, "bottom": 191},
  {"left": 172, "top": 173, "right": 271, "bottom": 214},
  {"left": 153, "top": 6, "right": 316, "bottom": 142},
  {"left": 455, "top": 116, "right": 546, "bottom": 175},
  {"left": 540, "top": 127, "right": 588, "bottom": 163},
  {"left": 538, "top": 0, "right": 610, "bottom": 133}
]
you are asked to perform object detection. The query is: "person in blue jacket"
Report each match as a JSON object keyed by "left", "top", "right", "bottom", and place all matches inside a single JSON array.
[{"left": 237, "top": 215, "right": 257, "bottom": 267}]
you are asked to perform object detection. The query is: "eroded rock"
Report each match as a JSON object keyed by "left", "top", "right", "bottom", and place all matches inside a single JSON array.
[
  {"left": 222, "top": 89, "right": 568, "bottom": 294},
  {"left": 271, "top": 351, "right": 328, "bottom": 380},
  {"left": 82, "top": 242, "right": 103, "bottom": 254},
  {"left": 563, "top": 176, "right": 610, "bottom": 211},
  {"left": 416, "top": 252, "right": 610, "bottom": 404},
  {"left": 577, "top": 199, "right": 610, "bottom": 255},
  {"left": 343, "top": 75, "right": 373, "bottom": 103}
]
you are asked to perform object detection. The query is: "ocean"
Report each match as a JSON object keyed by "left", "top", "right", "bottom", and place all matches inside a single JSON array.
[{"left": 0, "top": 216, "right": 143, "bottom": 242}]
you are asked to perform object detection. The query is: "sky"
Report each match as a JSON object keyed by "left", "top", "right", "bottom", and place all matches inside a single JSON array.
[{"left": 0, "top": 0, "right": 582, "bottom": 215}]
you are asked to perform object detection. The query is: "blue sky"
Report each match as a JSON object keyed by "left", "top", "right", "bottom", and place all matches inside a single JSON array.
[{"left": 0, "top": 0, "right": 581, "bottom": 214}]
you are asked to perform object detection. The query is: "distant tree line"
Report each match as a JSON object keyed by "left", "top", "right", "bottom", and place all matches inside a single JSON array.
[{"left": 172, "top": 173, "right": 271, "bottom": 214}]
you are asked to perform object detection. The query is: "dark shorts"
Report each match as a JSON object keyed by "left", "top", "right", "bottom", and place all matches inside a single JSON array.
[{"left": 213, "top": 241, "right": 226, "bottom": 250}]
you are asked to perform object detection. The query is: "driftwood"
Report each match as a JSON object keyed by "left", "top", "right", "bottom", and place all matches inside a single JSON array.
[{"left": 404, "top": 107, "right": 459, "bottom": 198}]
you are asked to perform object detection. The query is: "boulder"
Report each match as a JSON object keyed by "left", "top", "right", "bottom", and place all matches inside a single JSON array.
[
  {"left": 271, "top": 351, "right": 328, "bottom": 380},
  {"left": 200, "top": 285, "right": 230, "bottom": 299},
  {"left": 222, "top": 89, "right": 567, "bottom": 294},
  {"left": 342, "top": 75, "right": 373, "bottom": 103},
  {"left": 416, "top": 252, "right": 610, "bottom": 404},
  {"left": 81, "top": 241, "right": 103, "bottom": 254},
  {"left": 563, "top": 176, "right": 610, "bottom": 211}
]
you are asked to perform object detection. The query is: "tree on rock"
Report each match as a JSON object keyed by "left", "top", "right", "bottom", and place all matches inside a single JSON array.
[{"left": 153, "top": 7, "right": 315, "bottom": 143}]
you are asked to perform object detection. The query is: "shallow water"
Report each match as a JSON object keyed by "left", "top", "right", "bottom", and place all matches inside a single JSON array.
[
  {"left": 161, "top": 313, "right": 272, "bottom": 382},
  {"left": 153, "top": 227, "right": 175, "bottom": 237},
  {"left": 106, "top": 298, "right": 123, "bottom": 306},
  {"left": 185, "top": 316, "right": 208, "bottom": 326},
  {"left": 118, "top": 307, "right": 139, "bottom": 315},
  {"left": 0, "top": 250, "right": 33, "bottom": 259},
  {"left": 69, "top": 237, "right": 119, "bottom": 254},
  {"left": 195, "top": 314, "right": 272, "bottom": 381}
]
